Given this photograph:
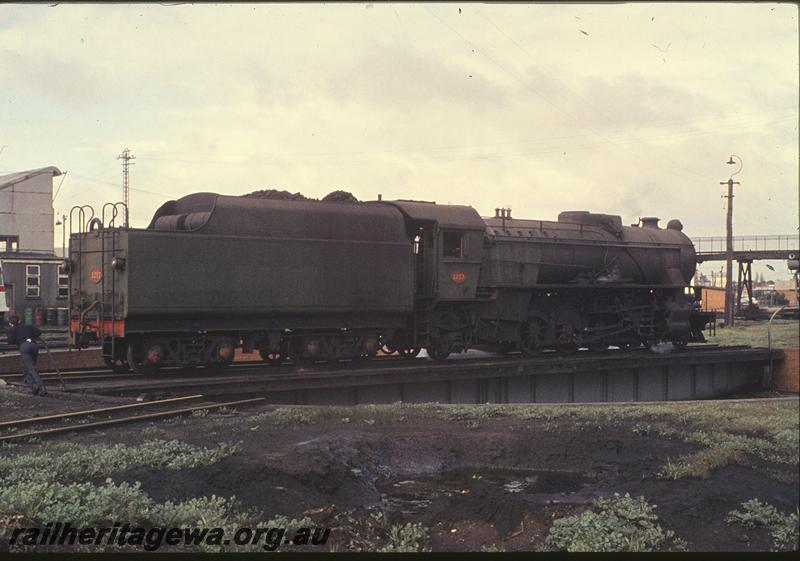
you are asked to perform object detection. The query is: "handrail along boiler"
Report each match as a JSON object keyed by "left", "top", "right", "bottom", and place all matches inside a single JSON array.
[{"left": 68, "top": 195, "right": 713, "bottom": 372}]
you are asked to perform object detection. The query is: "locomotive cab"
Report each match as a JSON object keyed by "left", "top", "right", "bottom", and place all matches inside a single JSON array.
[{"left": 379, "top": 200, "right": 485, "bottom": 302}]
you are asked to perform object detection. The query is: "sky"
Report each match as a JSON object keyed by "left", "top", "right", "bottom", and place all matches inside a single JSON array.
[{"left": 1, "top": 2, "right": 798, "bottom": 279}]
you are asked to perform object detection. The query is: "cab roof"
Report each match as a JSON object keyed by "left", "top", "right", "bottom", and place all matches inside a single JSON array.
[{"left": 378, "top": 200, "right": 485, "bottom": 230}]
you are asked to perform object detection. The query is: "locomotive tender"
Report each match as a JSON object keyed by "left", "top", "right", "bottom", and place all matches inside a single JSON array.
[{"left": 69, "top": 194, "right": 712, "bottom": 372}]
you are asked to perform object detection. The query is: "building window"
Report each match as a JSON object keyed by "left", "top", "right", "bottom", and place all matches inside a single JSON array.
[
  {"left": 25, "top": 265, "right": 40, "bottom": 298},
  {"left": 58, "top": 264, "right": 69, "bottom": 299},
  {"left": 0, "top": 235, "right": 19, "bottom": 253},
  {"left": 442, "top": 231, "right": 464, "bottom": 258}
]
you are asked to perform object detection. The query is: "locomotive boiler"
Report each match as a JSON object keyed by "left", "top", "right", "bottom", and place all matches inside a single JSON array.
[{"left": 68, "top": 194, "right": 711, "bottom": 372}]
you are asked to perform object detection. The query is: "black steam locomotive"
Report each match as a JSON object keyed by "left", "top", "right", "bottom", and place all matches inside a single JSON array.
[{"left": 68, "top": 194, "right": 712, "bottom": 372}]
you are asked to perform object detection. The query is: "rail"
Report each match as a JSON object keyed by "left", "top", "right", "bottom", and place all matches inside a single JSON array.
[{"left": 0, "top": 396, "right": 265, "bottom": 443}]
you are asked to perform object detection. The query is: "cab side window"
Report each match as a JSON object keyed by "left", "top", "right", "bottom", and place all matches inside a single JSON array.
[{"left": 442, "top": 231, "right": 463, "bottom": 258}]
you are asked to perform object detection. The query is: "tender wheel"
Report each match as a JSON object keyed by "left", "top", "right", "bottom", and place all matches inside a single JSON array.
[
  {"left": 353, "top": 335, "right": 380, "bottom": 361},
  {"left": 519, "top": 313, "right": 548, "bottom": 356},
  {"left": 103, "top": 356, "right": 130, "bottom": 373},
  {"left": 290, "top": 338, "right": 321, "bottom": 366},
  {"left": 126, "top": 343, "right": 160, "bottom": 374},
  {"left": 399, "top": 346, "right": 421, "bottom": 359},
  {"left": 209, "top": 340, "right": 236, "bottom": 368}
]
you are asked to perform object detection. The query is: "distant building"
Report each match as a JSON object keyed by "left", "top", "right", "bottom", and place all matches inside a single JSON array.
[
  {"left": 700, "top": 286, "right": 726, "bottom": 313},
  {"left": 0, "top": 167, "right": 68, "bottom": 324}
]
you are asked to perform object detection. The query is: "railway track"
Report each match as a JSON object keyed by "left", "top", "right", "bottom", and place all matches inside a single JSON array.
[
  {"left": 1, "top": 345, "right": 779, "bottom": 406},
  {"left": 0, "top": 358, "right": 271, "bottom": 383},
  {"left": 0, "top": 343, "right": 741, "bottom": 383},
  {"left": 0, "top": 395, "right": 265, "bottom": 443}
]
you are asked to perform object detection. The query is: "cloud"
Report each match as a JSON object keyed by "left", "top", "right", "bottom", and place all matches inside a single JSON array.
[
  {"left": 325, "top": 39, "right": 510, "bottom": 110},
  {"left": 0, "top": 48, "right": 105, "bottom": 106}
]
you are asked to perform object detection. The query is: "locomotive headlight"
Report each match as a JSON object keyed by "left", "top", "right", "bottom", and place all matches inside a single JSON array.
[{"left": 112, "top": 257, "right": 127, "bottom": 271}]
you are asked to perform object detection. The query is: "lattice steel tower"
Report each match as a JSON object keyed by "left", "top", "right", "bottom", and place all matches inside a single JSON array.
[{"left": 117, "top": 148, "right": 135, "bottom": 226}]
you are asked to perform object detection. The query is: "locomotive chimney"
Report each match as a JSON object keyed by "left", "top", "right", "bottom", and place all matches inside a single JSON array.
[{"left": 640, "top": 217, "right": 660, "bottom": 229}]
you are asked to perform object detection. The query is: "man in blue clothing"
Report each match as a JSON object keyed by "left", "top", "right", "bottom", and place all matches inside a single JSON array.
[{"left": 6, "top": 315, "right": 47, "bottom": 396}]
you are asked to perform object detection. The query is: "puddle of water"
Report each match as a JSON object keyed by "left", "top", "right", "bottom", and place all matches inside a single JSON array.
[{"left": 379, "top": 467, "right": 594, "bottom": 515}]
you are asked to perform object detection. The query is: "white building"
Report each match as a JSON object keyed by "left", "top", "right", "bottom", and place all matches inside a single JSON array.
[
  {"left": 0, "top": 166, "right": 61, "bottom": 253},
  {"left": 0, "top": 167, "right": 67, "bottom": 323}
]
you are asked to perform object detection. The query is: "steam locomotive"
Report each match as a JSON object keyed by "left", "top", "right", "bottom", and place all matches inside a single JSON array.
[{"left": 68, "top": 194, "right": 712, "bottom": 372}]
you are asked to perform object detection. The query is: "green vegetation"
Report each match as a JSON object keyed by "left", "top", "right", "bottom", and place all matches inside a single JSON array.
[
  {"left": 0, "top": 479, "right": 154, "bottom": 529},
  {"left": 0, "top": 439, "right": 240, "bottom": 483},
  {"left": 0, "top": 437, "right": 312, "bottom": 552},
  {"left": 726, "top": 499, "right": 799, "bottom": 551},
  {"left": 0, "top": 477, "right": 311, "bottom": 552},
  {"left": 538, "top": 493, "right": 683, "bottom": 552},
  {"left": 657, "top": 447, "right": 744, "bottom": 480},
  {"left": 632, "top": 403, "right": 799, "bottom": 480},
  {"left": 250, "top": 407, "right": 325, "bottom": 427},
  {"left": 378, "top": 522, "right": 430, "bottom": 553},
  {"left": 705, "top": 319, "right": 799, "bottom": 349}
]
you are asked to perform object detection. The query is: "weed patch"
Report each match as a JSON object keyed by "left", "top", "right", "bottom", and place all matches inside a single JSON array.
[
  {"left": 726, "top": 499, "right": 799, "bottom": 551},
  {"left": 378, "top": 522, "right": 430, "bottom": 552},
  {"left": 0, "top": 477, "right": 312, "bottom": 552},
  {"left": 538, "top": 493, "right": 682, "bottom": 552},
  {"left": 0, "top": 439, "right": 240, "bottom": 484},
  {"left": 658, "top": 447, "right": 744, "bottom": 479}
]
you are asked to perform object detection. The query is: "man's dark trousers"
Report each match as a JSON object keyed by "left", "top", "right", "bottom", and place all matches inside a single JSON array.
[{"left": 19, "top": 340, "right": 46, "bottom": 393}]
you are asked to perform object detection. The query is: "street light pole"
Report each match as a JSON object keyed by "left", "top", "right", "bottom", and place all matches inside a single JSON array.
[{"left": 721, "top": 155, "right": 742, "bottom": 327}]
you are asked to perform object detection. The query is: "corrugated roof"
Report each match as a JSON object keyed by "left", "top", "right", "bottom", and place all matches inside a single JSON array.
[{"left": 0, "top": 166, "right": 62, "bottom": 190}]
